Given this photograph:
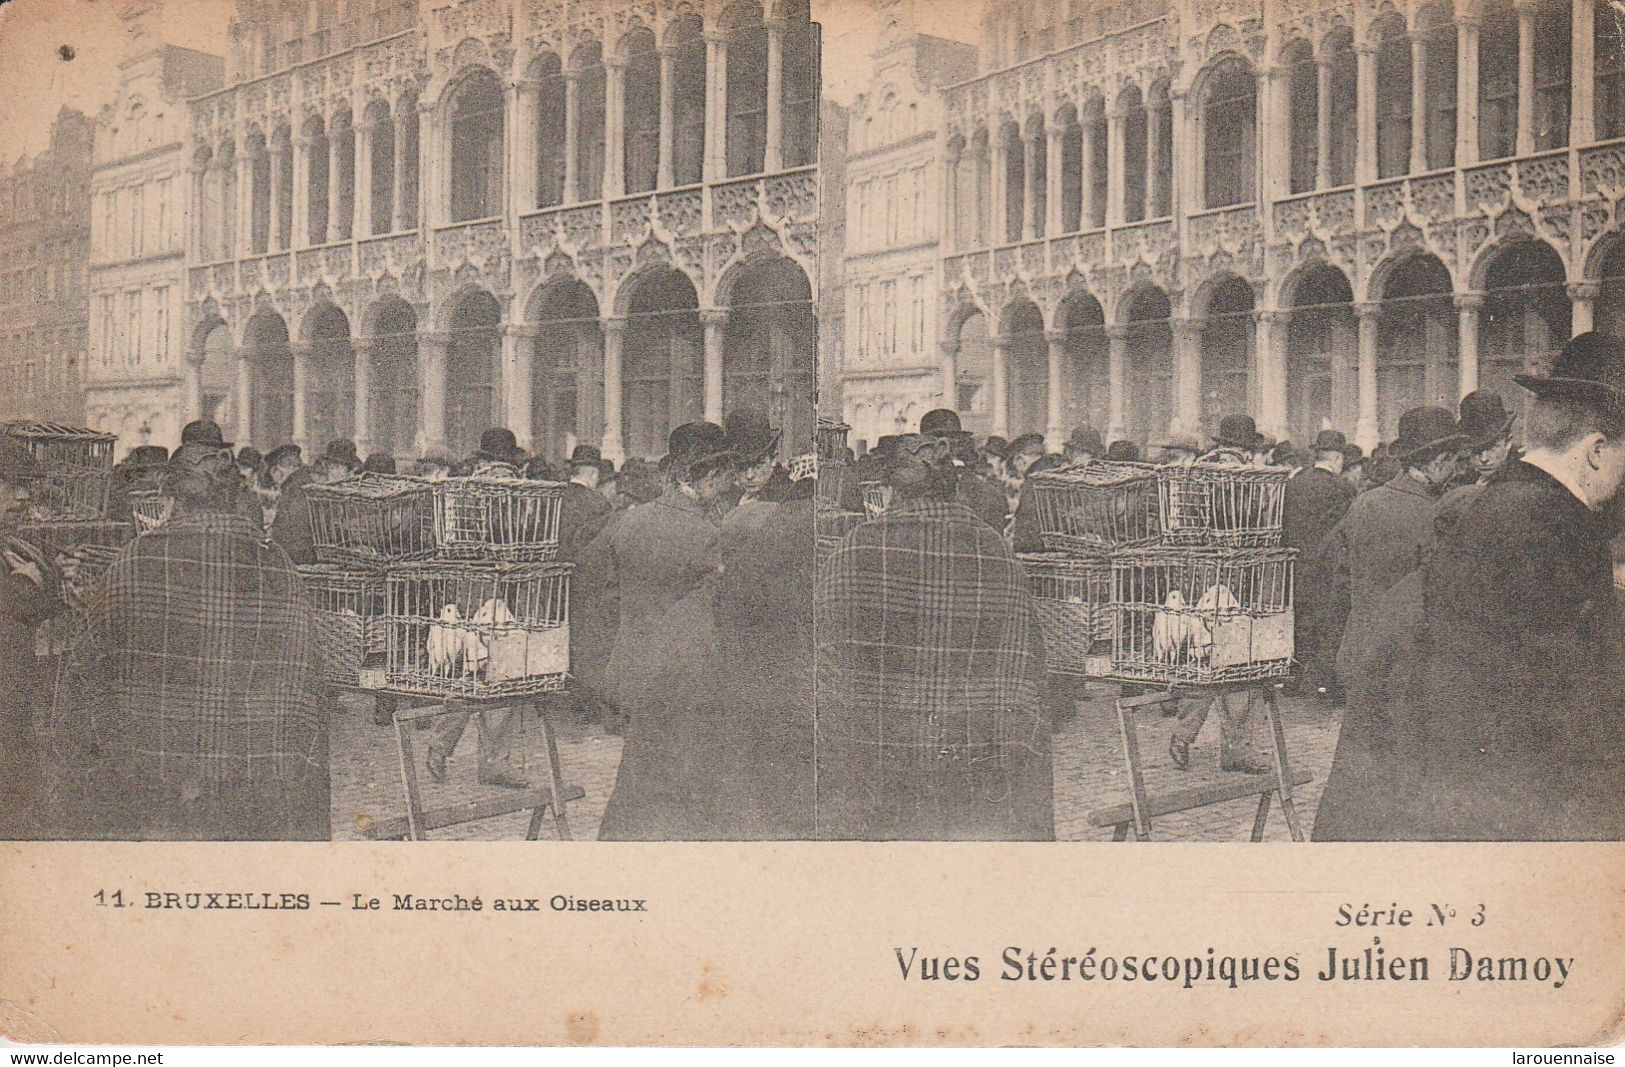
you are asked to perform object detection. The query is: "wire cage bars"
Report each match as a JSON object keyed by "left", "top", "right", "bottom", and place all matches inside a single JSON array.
[
  {"left": 1028, "top": 461, "right": 1161, "bottom": 553},
  {"left": 305, "top": 474, "right": 436, "bottom": 565},
  {"left": 1110, "top": 547, "right": 1295, "bottom": 686},
  {"left": 383, "top": 561, "right": 572, "bottom": 699},
  {"left": 429, "top": 477, "right": 565, "bottom": 562},
  {"left": 1018, "top": 552, "right": 1114, "bottom": 678},
  {"left": 128, "top": 491, "right": 174, "bottom": 534},
  {"left": 298, "top": 564, "right": 389, "bottom": 687},
  {"left": 16, "top": 520, "right": 133, "bottom": 557},
  {"left": 815, "top": 506, "right": 864, "bottom": 562},
  {"left": 816, "top": 418, "right": 851, "bottom": 461},
  {"left": 814, "top": 458, "right": 850, "bottom": 508},
  {"left": 859, "top": 480, "right": 890, "bottom": 519},
  {"left": 1157, "top": 462, "right": 1289, "bottom": 547},
  {"left": 3, "top": 422, "right": 116, "bottom": 521}
]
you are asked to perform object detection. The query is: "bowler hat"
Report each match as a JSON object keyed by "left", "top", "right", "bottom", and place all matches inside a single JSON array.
[
  {"left": 1390, "top": 406, "right": 1466, "bottom": 461},
  {"left": 1312, "top": 429, "right": 1348, "bottom": 453},
  {"left": 723, "top": 407, "right": 781, "bottom": 462},
  {"left": 321, "top": 438, "right": 361, "bottom": 471},
  {"left": 477, "top": 427, "right": 525, "bottom": 462},
  {"left": 123, "top": 445, "right": 171, "bottom": 470},
  {"left": 1342, "top": 442, "right": 1366, "bottom": 464},
  {"left": 1007, "top": 432, "right": 1046, "bottom": 458},
  {"left": 569, "top": 443, "right": 604, "bottom": 468},
  {"left": 1457, "top": 390, "right": 1515, "bottom": 450},
  {"left": 180, "top": 418, "right": 233, "bottom": 451},
  {"left": 1105, "top": 439, "right": 1142, "bottom": 462},
  {"left": 1214, "top": 414, "right": 1266, "bottom": 450},
  {"left": 919, "top": 408, "right": 968, "bottom": 437},
  {"left": 666, "top": 421, "right": 736, "bottom": 481},
  {"left": 1068, "top": 427, "right": 1106, "bottom": 455},
  {"left": 983, "top": 436, "right": 1011, "bottom": 460},
  {"left": 1515, "top": 332, "right": 1625, "bottom": 413}
]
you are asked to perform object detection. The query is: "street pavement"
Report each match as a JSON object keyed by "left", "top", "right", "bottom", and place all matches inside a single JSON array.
[{"left": 330, "top": 686, "right": 1342, "bottom": 842}]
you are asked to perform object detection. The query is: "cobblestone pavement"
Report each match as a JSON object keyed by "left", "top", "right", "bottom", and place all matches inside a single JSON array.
[{"left": 330, "top": 687, "right": 1342, "bottom": 842}]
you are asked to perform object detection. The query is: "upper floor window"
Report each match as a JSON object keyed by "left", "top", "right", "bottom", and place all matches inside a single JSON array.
[
  {"left": 447, "top": 69, "right": 504, "bottom": 222},
  {"left": 1202, "top": 57, "right": 1256, "bottom": 208}
]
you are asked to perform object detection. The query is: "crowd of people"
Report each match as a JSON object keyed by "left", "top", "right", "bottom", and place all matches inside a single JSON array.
[{"left": 1, "top": 331, "right": 1622, "bottom": 842}]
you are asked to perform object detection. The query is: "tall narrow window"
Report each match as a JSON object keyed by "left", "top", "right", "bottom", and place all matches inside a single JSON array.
[
  {"left": 534, "top": 53, "right": 565, "bottom": 207},
  {"left": 1602, "top": 1, "right": 1625, "bottom": 140},
  {"left": 780, "top": 0, "right": 819, "bottom": 168},
  {"left": 399, "top": 91, "right": 420, "bottom": 229},
  {"left": 623, "top": 29, "right": 660, "bottom": 194},
  {"left": 1286, "top": 40, "right": 1317, "bottom": 193},
  {"left": 1374, "top": 18, "right": 1413, "bottom": 178},
  {"left": 153, "top": 286, "right": 169, "bottom": 364},
  {"left": 1202, "top": 57, "right": 1256, "bottom": 208},
  {"left": 448, "top": 69, "right": 504, "bottom": 222},
  {"left": 572, "top": 43, "right": 606, "bottom": 200},
  {"left": 1420, "top": 4, "right": 1457, "bottom": 168},
  {"left": 1532, "top": 0, "right": 1571, "bottom": 150},
  {"left": 1479, "top": 0, "right": 1520, "bottom": 159},
  {"left": 668, "top": 16, "right": 706, "bottom": 185},
  {"left": 1121, "top": 87, "right": 1147, "bottom": 223},
  {"left": 1324, "top": 32, "right": 1357, "bottom": 186},
  {"left": 307, "top": 116, "right": 330, "bottom": 240},
  {"left": 368, "top": 101, "right": 395, "bottom": 233},
  {"left": 725, "top": 1, "right": 768, "bottom": 176},
  {"left": 1002, "top": 121, "right": 1023, "bottom": 242}
]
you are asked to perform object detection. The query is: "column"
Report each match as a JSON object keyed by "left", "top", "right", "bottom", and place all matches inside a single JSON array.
[
  {"left": 236, "top": 152, "right": 254, "bottom": 256},
  {"left": 1169, "top": 89, "right": 1188, "bottom": 219},
  {"left": 189, "top": 161, "right": 208, "bottom": 259},
  {"left": 701, "top": 308, "right": 727, "bottom": 424},
  {"left": 1572, "top": 0, "right": 1597, "bottom": 146},
  {"left": 1456, "top": 15, "right": 1481, "bottom": 165},
  {"left": 1516, "top": 1, "right": 1536, "bottom": 156},
  {"left": 601, "top": 316, "right": 626, "bottom": 462},
  {"left": 291, "top": 344, "right": 310, "bottom": 451},
  {"left": 1080, "top": 116, "right": 1097, "bottom": 226},
  {"left": 1105, "top": 325, "right": 1130, "bottom": 442},
  {"left": 657, "top": 47, "right": 676, "bottom": 188},
  {"left": 1044, "top": 329, "right": 1065, "bottom": 450},
  {"left": 268, "top": 144, "right": 286, "bottom": 251},
  {"left": 1410, "top": 34, "right": 1429, "bottom": 175},
  {"left": 1106, "top": 103, "right": 1125, "bottom": 226},
  {"left": 184, "top": 347, "right": 205, "bottom": 424},
  {"left": 1045, "top": 128, "right": 1064, "bottom": 236},
  {"left": 991, "top": 132, "right": 1009, "bottom": 242},
  {"left": 328, "top": 129, "right": 343, "bottom": 242},
  {"left": 604, "top": 57, "right": 626, "bottom": 200},
  {"left": 944, "top": 147, "right": 962, "bottom": 249},
  {"left": 990, "top": 334, "right": 1010, "bottom": 438},
  {"left": 235, "top": 349, "right": 254, "bottom": 444},
  {"left": 1316, "top": 56, "right": 1333, "bottom": 188},
  {"left": 507, "top": 79, "right": 531, "bottom": 216},
  {"left": 1569, "top": 281, "right": 1600, "bottom": 335},
  {"left": 292, "top": 135, "right": 310, "bottom": 248},
  {"left": 1356, "top": 40, "right": 1378, "bottom": 184},
  {"left": 1170, "top": 317, "right": 1203, "bottom": 440},
  {"left": 1354, "top": 302, "right": 1380, "bottom": 450},
  {"left": 1456, "top": 291, "right": 1484, "bottom": 398},
  {"left": 1023, "top": 130, "right": 1041, "bottom": 240},
  {"left": 354, "top": 340, "right": 372, "bottom": 455},
  {"left": 704, "top": 31, "right": 727, "bottom": 182},
  {"left": 1145, "top": 102, "right": 1165, "bottom": 217},
  {"left": 564, "top": 72, "right": 581, "bottom": 201},
  {"left": 764, "top": 16, "right": 785, "bottom": 172},
  {"left": 392, "top": 109, "right": 409, "bottom": 229},
  {"left": 1253, "top": 309, "right": 1287, "bottom": 439},
  {"left": 355, "top": 116, "right": 373, "bottom": 239},
  {"left": 418, "top": 331, "right": 448, "bottom": 456},
  {"left": 502, "top": 325, "right": 534, "bottom": 451},
  {"left": 417, "top": 101, "right": 433, "bottom": 231},
  {"left": 939, "top": 338, "right": 959, "bottom": 408}
]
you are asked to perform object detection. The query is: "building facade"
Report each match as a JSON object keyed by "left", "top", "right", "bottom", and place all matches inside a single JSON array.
[
  {"left": 0, "top": 109, "right": 94, "bottom": 425},
  {"left": 837, "top": 0, "right": 1625, "bottom": 452},
  {"left": 186, "top": 0, "right": 821, "bottom": 462},
  {"left": 86, "top": 1, "right": 225, "bottom": 457}
]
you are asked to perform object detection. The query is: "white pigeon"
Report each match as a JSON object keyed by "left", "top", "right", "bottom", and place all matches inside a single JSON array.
[
  {"left": 464, "top": 597, "right": 516, "bottom": 678},
  {"left": 1189, "top": 583, "right": 1241, "bottom": 662},
  {"left": 1152, "top": 588, "right": 1189, "bottom": 663},
  {"left": 426, "top": 603, "right": 463, "bottom": 677}
]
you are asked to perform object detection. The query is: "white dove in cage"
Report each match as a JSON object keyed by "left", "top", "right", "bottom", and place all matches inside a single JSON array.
[
  {"left": 464, "top": 597, "right": 516, "bottom": 678},
  {"left": 426, "top": 603, "right": 463, "bottom": 677},
  {"left": 1188, "top": 583, "right": 1241, "bottom": 663},
  {"left": 1152, "top": 588, "right": 1190, "bottom": 663}
]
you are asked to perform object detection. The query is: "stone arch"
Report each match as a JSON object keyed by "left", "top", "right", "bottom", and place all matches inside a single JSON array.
[
  {"left": 527, "top": 275, "right": 602, "bottom": 462},
  {"left": 723, "top": 254, "right": 816, "bottom": 454}
]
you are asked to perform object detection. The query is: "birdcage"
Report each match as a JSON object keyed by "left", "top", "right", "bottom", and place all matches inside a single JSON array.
[
  {"left": 1110, "top": 547, "right": 1295, "bottom": 686},
  {"left": 382, "top": 561, "right": 572, "bottom": 699},
  {"left": 1018, "top": 552, "right": 1114, "bottom": 678},
  {"left": 128, "top": 490, "right": 174, "bottom": 533},
  {"left": 3, "top": 422, "right": 116, "bottom": 521},
  {"left": 16, "top": 519, "right": 133, "bottom": 557},
  {"left": 815, "top": 458, "right": 852, "bottom": 508},
  {"left": 816, "top": 418, "right": 851, "bottom": 460},
  {"left": 1157, "top": 462, "right": 1289, "bottom": 547},
  {"left": 1028, "top": 461, "right": 1161, "bottom": 552},
  {"left": 428, "top": 477, "right": 565, "bottom": 562},
  {"left": 859, "top": 480, "right": 890, "bottom": 519},
  {"left": 305, "top": 474, "right": 436, "bottom": 565},
  {"left": 815, "top": 506, "right": 864, "bottom": 561},
  {"left": 299, "top": 564, "right": 388, "bottom": 687}
]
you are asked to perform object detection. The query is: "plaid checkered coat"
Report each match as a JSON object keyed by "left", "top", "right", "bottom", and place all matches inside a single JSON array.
[
  {"left": 814, "top": 498, "right": 1053, "bottom": 840},
  {"left": 50, "top": 512, "right": 329, "bottom": 840}
]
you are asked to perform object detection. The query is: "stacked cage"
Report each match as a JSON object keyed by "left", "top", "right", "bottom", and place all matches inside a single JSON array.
[
  {"left": 1023, "top": 460, "right": 1295, "bottom": 685},
  {"left": 813, "top": 418, "right": 864, "bottom": 562},
  {"left": 301, "top": 473, "right": 572, "bottom": 698},
  {"left": 2, "top": 422, "right": 116, "bottom": 521},
  {"left": 1019, "top": 461, "right": 1160, "bottom": 677}
]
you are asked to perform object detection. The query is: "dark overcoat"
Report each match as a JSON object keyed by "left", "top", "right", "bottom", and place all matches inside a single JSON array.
[
  {"left": 267, "top": 466, "right": 319, "bottom": 565},
  {"left": 1315, "top": 460, "right": 1625, "bottom": 840},
  {"left": 557, "top": 481, "right": 614, "bottom": 561},
  {"left": 0, "top": 535, "right": 65, "bottom": 838},
  {"left": 597, "top": 487, "right": 729, "bottom": 840},
  {"left": 1282, "top": 466, "right": 1355, "bottom": 679}
]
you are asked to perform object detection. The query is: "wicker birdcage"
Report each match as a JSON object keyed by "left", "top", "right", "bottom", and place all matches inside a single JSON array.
[
  {"left": 3, "top": 422, "right": 116, "bottom": 521},
  {"left": 383, "top": 561, "right": 572, "bottom": 699},
  {"left": 305, "top": 474, "right": 436, "bottom": 565},
  {"left": 1157, "top": 462, "right": 1289, "bottom": 547},
  {"left": 129, "top": 490, "right": 175, "bottom": 533},
  {"left": 1018, "top": 551, "right": 1114, "bottom": 678},
  {"left": 814, "top": 458, "right": 850, "bottom": 507},
  {"left": 1110, "top": 546, "right": 1295, "bottom": 686},
  {"left": 816, "top": 418, "right": 851, "bottom": 460},
  {"left": 16, "top": 519, "right": 133, "bottom": 557},
  {"left": 859, "top": 480, "right": 890, "bottom": 519},
  {"left": 429, "top": 476, "right": 565, "bottom": 562},
  {"left": 299, "top": 564, "right": 388, "bottom": 687},
  {"left": 1028, "top": 461, "right": 1161, "bottom": 552}
]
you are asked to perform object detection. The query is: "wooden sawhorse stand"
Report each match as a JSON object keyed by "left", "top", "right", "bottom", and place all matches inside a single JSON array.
[
  {"left": 1088, "top": 684, "right": 1310, "bottom": 842},
  {"left": 363, "top": 692, "right": 584, "bottom": 841}
]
